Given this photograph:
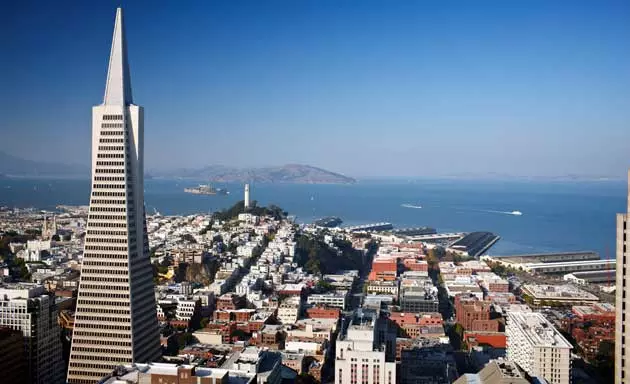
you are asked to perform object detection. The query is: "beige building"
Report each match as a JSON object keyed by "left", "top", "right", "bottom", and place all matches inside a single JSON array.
[
  {"left": 67, "top": 8, "right": 160, "bottom": 383},
  {"left": 617, "top": 171, "right": 630, "bottom": 383},
  {"left": 335, "top": 313, "right": 396, "bottom": 384},
  {"left": 506, "top": 312, "right": 571, "bottom": 384}
]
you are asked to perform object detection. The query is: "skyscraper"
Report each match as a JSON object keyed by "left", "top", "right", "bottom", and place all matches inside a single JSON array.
[
  {"left": 67, "top": 8, "right": 160, "bottom": 383},
  {"left": 0, "top": 283, "right": 64, "bottom": 384},
  {"left": 616, "top": 170, "right": 630, "bottom": 383}
]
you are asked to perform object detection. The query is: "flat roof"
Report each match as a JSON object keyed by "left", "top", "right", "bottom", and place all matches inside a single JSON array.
[{"left": 507, "top": 312, "right": 572, "bottom": 349}]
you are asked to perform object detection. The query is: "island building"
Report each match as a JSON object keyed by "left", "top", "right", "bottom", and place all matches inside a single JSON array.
[
  {"left": 67, "top": 8, "right": 160, "bottom": 383},
  {"left": 617, "top": 170, "right": 630, "bottom": 383},
  {"left": 244, "top": 183, "right": 251, "bottom": 209},
  {"left": 0, "top": 283, "right": 64, "bottom": 384},
  {"left": 506, "top": 311, "right": 572, "bottom": 384}
]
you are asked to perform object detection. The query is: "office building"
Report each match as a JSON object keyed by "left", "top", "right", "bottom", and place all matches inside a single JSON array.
[
  {"left": 617, "top": 170, "right": 630, "bottom": 383},
  {"left": 67, "top": 8, "right": 160, "bottom": 383},
  {"left": 335, "top": 312, "right": 396, "bottom": 384},
  {"left": 0, "top": 284, "right": 64, "bottom": 384},
  {"left": 506, "top": 312, "right": 571, "bottom": 384}
]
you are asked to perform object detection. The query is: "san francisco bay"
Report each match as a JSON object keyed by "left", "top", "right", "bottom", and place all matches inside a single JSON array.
[{"left": 0, "top": 177, "right": 625, "bottom": 257}]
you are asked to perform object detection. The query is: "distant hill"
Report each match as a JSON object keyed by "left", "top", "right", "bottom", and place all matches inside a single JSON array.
[
  {"left": 0, "top": 152, "right": 354, "bottom": 184},
  {"left": 0, "top": 151, "right": 89, "bottom": 177},
  {"left": 155, "top": 164, "right": 356, "bottom": 184}
]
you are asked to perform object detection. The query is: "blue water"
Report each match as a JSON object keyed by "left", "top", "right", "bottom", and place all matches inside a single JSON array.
[{"left": 0, "top": 177, "right": 625, "bottom": 257}]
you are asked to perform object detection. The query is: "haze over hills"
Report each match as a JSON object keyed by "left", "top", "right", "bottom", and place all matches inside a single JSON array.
[
  {"left": 0, "top": 151, "right": 89, "bottom": 177},
  {"left": 0, "top": 151, "right": 355, "bottom": 184},
  {"left": 152, "top": 164, "right": 356, "bottom": 184}
]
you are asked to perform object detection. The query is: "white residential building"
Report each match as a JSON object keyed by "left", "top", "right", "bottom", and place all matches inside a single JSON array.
[{"left": 506, "top": 311, "right": 572, "bottom": 384}]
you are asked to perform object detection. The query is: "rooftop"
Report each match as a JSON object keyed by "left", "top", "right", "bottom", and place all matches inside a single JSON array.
[{"left": 507, "top": 312, "right": 572, "bottom": 349}]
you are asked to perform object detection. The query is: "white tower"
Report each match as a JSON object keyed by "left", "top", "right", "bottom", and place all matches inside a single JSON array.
[
  {"left": 244, "top": 183, "right": 250, "bottom": 209},
  {"left": 67, "top": 8, "right": 160, "bottom": 383}
]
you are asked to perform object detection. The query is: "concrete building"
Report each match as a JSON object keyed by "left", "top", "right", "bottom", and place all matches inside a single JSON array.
[
  {"left": 307, "top": 292, "right": 347, "bottom": 310},
  {"left": 506, "top": 311, "right": 571, "bottom": 384},
  {"left": 0, "top": 284, "right": 64, "bottom": 384},
  {"left": 521, "top": 284, "right": 599, "bottom": 306},
  {"left": 0, "top": 327, "right": 28, "bottom": 384},
  {"left": 67, "top": 8, "right": 160, "bottom": 383},
  {"left": 453, "top": 359, "right": 531, "bottom": 384},
  {"left": 335, "top": 312, "right": 396, "bottom": 384},
  {"left": 617, "top": 170, "right": 630, "bottom": 383},
  {"left": 244, "top": 183, "right": 251, "bottom": 209},
  {"left": 278, "top": 297, "right": 301, "bottom": 324}
]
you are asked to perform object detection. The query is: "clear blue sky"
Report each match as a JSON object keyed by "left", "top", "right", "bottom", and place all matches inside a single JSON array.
[{"left": 2, "top": 0, "right": 630, "bottom": 178}]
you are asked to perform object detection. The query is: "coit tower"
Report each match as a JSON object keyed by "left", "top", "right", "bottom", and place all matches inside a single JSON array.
[{"left": 67, "top": 8, "right": 160, "bottom": 383}]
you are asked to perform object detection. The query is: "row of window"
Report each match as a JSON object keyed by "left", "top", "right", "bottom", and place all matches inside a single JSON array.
[
  {"left": 85, "top": 238, "right": 128, "bottom": 245},
  {"left": 88, "top": 215, "right": 127, "bottom": 221},
  {"left": 80, "top": 283, "right": 129, "bottom": 291},
  {"left": 95, "top": 169, "right": 126, "bottom": 174},
  {"left": 101, "top": 131, "right": 125, "bottom": 136},
  {"left": 79, "top": 277, "right": 129, "bottom": 283},
  {"left": 90, "top": 206, "right": 126, "bottom": 212},
  {"left": 76, "top": 314, "right": 131, "bottom": 323},
  {"left": 72, "top": 331, "right": 131, "bottom": 339},
  {"left": 97, "top": 153, "right": 125, "bottom": 158},
  {"left": 99, "top": 138, "right": 126, "bottom": 144},
  {"left": 86, "top": 229, "right": 128, "bottom": 236},
  {"left": 94, "top": 176, "right": 127, "bottom": 182},
  {"left": 90, "top": 200, "right": 128, "bottom": 205},
  {"left": 91, "top": 185, "right": 127, "bottom": 191},
  {"left": 84, "top": 244, "right": 128, "bottom": 251},
  {"left": 86, "top": 222, "right": 130, "bottom": 229},
  {"left": 91, "top": 191, "right": 127, "bottom": 197},
  {"left": 96, "top": 161, "right": 126, "bottom": 166},
  {"left": 103, "top": 114, "right": 124, "bottom": 120},
  {"left": 101, "top": 122, "right": 124, "bottom": 128},
  {"left": 71, "top": 339, "right": 131, "bottom": 347}
]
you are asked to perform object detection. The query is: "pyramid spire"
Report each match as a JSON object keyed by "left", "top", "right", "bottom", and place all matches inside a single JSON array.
[{"left": 103, "top": 7, "right": 133, "bottom": 105}]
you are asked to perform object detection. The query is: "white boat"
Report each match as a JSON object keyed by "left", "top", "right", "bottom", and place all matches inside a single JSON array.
[
  {"left": 510, "top": 211, "right": 523, "bottom": 216},
  {"left": 401, "top": 203, "right": 422, "bottom": 209}
]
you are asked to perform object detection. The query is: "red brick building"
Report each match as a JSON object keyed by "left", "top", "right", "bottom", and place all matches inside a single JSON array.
[
  {"left": 455, "top": 295, "right": 500, "bottom": 332},
  {"left": 463, "top": 331, "right": 507, "bottom": 349},
  {"left": 306, "top": 306, "right": 341, "bottom": 320}
]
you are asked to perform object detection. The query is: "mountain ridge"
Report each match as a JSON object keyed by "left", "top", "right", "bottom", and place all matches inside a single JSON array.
[
  {"left": 0, "top": 151, "right": 355, "bottom": 184},
  {"left": 151, "top": 163, "right": 356, "bottom": 184}
]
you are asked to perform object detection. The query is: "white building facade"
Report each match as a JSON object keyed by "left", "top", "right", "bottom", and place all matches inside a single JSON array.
[
  {"left": 67, "top": 8, "right": 160, "bottom": 383},
  {"left": 335, "top": 316, "right": 396, "bottom": 384},
  {"left": 506, "top": 312, "right": 572, "bottom": 384},
  {"left": 617, "top": 171, "right": 630, "bottom": 383}
]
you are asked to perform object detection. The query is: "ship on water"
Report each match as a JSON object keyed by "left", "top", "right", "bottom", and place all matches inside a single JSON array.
[
  {"left": 184, "top": 184, "right": 229, "bottom": 195},
  {"left": 314, "top": 216, "right": 343, "bottom": 228}
]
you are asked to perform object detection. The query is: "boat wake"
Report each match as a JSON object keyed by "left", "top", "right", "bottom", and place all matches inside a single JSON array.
[
  {"left": 401, "top": 203, "right": 422, "bottom": 209},
  {"left": 477, "top": 209, "right": 523, "bottom": 216}
]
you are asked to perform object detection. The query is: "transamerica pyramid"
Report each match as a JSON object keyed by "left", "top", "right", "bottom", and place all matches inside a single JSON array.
[{"left": 67, "top": 8, "right": 160, "bottom": 383}]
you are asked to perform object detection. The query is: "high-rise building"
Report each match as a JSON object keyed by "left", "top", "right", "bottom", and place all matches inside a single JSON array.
[
  {"left": 506, "top": 311, "right": 571, "bottom": 384},
  {"left": 335, "top": 311, "right": 396, "bottom": 384},
  {"left": 0, "top": 283, "right": 64, "bottom": 384},
  {"left": 616, "top": 170, "right": 630, "bottom": 383},
  {"left": 67, "top": 8, "right": 160, "bottom": 383}
]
